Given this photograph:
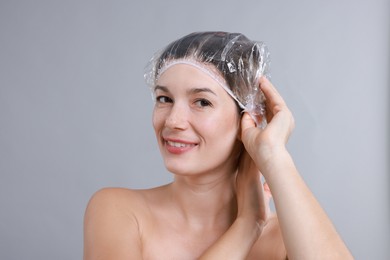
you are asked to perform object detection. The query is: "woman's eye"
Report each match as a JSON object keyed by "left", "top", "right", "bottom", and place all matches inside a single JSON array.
[
  {"left": 156, "top": 96, "right": 173, "bottom": 103},
  {"left": 194, "top": 99, "right": 212, "bottom": 108}
]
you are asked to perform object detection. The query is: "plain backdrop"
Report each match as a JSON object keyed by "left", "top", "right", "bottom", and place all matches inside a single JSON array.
[{"left": 0, "top": 0, "right": 389, "bottom": 259}]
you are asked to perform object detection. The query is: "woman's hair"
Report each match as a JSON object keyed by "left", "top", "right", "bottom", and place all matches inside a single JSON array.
[{"left": 144, "top": 31, "right": 270, "bottom": 128}]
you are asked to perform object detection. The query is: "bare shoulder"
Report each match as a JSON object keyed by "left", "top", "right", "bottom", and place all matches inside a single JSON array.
[
  {"left": 85, "top": 185, "right": 169, "bottom": 215},
  {"left": 83, "top": 186, "right": 167, "bottom": 260},
  {"left": 85, "top": 187, "right": 147, "bottom": 213},
  {"left": 248, "top": 214, "right": 287, "bottom": 260}
]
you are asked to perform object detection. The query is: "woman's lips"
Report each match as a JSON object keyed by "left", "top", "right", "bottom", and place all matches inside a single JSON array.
[{"left": 164, "top": 138, "right": 198, "bottom": 154}]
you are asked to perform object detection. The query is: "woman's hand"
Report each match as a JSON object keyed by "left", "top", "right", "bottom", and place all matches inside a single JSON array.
[{"left": 241, "top": 77, "right": 295, "bottom": 174}]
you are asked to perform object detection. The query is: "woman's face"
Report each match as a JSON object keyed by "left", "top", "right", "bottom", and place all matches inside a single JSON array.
[{"left": 153, "top": 64, "right": 242, "bottom": 177}]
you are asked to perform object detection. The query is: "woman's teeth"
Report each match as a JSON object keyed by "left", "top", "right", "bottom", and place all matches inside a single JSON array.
[{"left": 167, "top": 141, "right": 193, "bottom": 147}]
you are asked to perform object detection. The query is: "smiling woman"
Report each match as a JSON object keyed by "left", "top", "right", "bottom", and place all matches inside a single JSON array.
[
  {"left": 83, "top": 32, "right": 353, "bottom": 259},
  {"left": 153, "top": 64, "right": 241, "bottom": 177}
]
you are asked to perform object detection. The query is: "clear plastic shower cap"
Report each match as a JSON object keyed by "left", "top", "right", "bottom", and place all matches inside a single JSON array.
[{"left": 144, "top": 31, "right": 270, "bottom": 128}]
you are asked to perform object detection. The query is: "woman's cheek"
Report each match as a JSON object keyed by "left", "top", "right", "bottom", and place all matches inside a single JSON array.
[
  {"left": 152, "top": 109, "right": 164, "bottom": 132},
  {"left": 205, "top": 115, "right": 239, "bottom": 139}
]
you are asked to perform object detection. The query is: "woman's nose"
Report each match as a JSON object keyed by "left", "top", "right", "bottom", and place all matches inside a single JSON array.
[{"left": 165, "top": 104, "right": 189, "bottom": 130}]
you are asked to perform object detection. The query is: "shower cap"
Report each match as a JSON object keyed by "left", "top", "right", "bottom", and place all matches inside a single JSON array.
[{"left": 144, "top": 31, "right": 270, "bottom": 128}]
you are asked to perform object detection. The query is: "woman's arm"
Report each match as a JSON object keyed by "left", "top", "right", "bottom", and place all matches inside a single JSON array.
[
  {"left": 198, "top": 216, "right": 262, "bottom": 259},
  {"left": 241, "top": 77, "right": 353, "bottom": 259},
  {"left": 198, "top": 149, "right": 268, "bottom": 259}
]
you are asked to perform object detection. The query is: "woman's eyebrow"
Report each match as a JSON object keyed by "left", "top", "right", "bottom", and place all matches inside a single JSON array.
[
  {"left": 154, "top": 85, "right": 169, "bottom": 93},
  {"left": 188, "top": 87, "right": 217, "bottom": 96},
  {"left": 155, "top": 85, "right": 217, "bottom": 96}
]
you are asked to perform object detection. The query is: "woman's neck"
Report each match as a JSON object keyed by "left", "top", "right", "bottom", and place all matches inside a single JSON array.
[{"left": 169, "top": 172, "right": 237, "bottom": 230}]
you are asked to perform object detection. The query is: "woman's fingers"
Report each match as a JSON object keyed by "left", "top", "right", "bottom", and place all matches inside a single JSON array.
[
  {"left": 242, "top": 77, "right": 287, "bottom": 134},
  {"left": 241, "top": 113, "right": 256, "bottom": 134},
  {"left": 259, "top": 77, "right": 295, "bottom": 133},
  {"left": 259, "top": 77, "right": 287, "bottom": 112},
  {"left": 263, "top": 181, "right": 272, "bottom": 214},
  {"left": 240, "top": 113, "right": 261, "bottom": 154}
]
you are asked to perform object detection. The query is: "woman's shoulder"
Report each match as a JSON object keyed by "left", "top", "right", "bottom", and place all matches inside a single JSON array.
[
  {"left": 85, "top": 185, "right": 169, "bottom": 214},
  {"left": 84, "top": 186, "right": 170, "bottom": 259},
  {"left": 87, "top": 187, "right": 145, "bottom": 203},
  {"left": 84, "top": 187, "right": 144, "bottom": 231}
]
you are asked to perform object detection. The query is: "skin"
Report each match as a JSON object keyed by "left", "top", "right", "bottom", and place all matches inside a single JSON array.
[{"left": 84, "top": 64, "right": 353, "bottom": 260}]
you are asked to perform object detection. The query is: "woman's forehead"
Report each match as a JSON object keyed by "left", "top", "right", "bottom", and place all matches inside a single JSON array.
[{"left": 156, "top": 63, "right": 226, "bottom": 92}]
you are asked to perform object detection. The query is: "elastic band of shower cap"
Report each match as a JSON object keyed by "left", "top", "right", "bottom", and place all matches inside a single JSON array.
[{"left": 143, "top": 31, "right": 271, "bottom": 128}]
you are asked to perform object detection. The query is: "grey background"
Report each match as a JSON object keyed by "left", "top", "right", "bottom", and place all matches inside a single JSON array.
[{"left": 0, "top": 0, "right": 389, "bottom": 259}]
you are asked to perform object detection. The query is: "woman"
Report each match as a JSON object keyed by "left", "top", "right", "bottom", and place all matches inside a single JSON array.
[{"left": 84, "top": 32, "right": 353, "bottom": 259}]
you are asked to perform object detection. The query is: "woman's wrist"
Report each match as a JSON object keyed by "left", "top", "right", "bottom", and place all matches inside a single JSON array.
[{"left": 255, "top": 146, "right": 291, "bottom": 175}]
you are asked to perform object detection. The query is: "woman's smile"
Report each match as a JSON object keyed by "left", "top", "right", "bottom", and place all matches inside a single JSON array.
[{"left": 164, "top": 138, "right": 198, "bottom": 154}]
